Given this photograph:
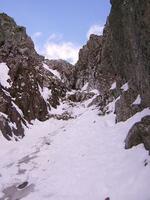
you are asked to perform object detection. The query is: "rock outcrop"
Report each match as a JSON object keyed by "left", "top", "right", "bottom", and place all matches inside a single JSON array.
[
  {"left": 67, "top": 91, "right": 95, "bottom": 103},
  {"left": 0, "top": 13, "right": 67, "bottom": 139},
  {"left": 0, "top": 85, "right": 26, "bottom": 140},
  {"left": 44, "top": 59, "right": 75, "bottom": 89},
  {"left": 74, "top": 34, "right": 103, "bottom": 91},
  {"left": 125, "top": 116, "right": 150, "bottom": 151},
  {"left": 108, "top": 0, "right": 150, "bottom": 122}
]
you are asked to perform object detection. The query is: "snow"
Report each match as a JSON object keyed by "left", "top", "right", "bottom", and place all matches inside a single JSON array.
[
  {"left": 110, "top": 82, "right": 116, "bottom": 90},
  {"left": 121, "top": 82, "right": 129, "bottom": 92},
  {"left": 9, "top": 122, "right": 17, "bottom": 130},
  {"left": 81, "top": 83, "right": 89, "bottom": 91},
  {"left": 39, "top": 85, "right": 52, "bottom": 102},
  {"left": 90, "top": 89, "right": 99, "bottom": 95},
  {"left": 43, "top": 63, "right": 61, "bottom": 79},
  {"left": 66, "top": 90, "right": 76, "bottom": 96},
  {"left": 0, "top": 97, "right": 150, "bottom": 200},
  {"left": 49, "top": 101, "right": 71, "bottom": 115},
  {"left": 0, "top": 112, "right": 8, "bottom": 119},
  {"left": 48, "top": 68, "right": 61, "bottom": 79},
  {"left": 132, "top": 94, "right": 141, "bottom": 105},
  {"left": 12, "top": 102, "right": 24, "bottom": 117},
  {"left": 0, "top": 62, "right": 11, "bottom": 88}
]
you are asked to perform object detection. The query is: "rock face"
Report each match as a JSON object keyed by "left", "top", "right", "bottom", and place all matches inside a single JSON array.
[
  {"left": 67, "top": 91, "right": 95, "bottom": 103},
  {"left": 44, "top": 59, "right": 75, "bottom": 89},
  {"left": 107, "top": 0, "right": 150, "bottom": 122},
  {"left": 74, "top": 34, "right": 103, "bottom": 91},
  {"left": 0, "top": 13, "right": 67, "bottom": 139}
]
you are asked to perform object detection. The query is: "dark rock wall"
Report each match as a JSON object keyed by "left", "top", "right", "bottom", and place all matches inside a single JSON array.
[
  {"left": 108, "top": 0, "right": 150, "bottom": 122},
  {"left": 44, "top": 59, "right": 75, "bottom": 89},
  {"left": 125, "top": 115, "right": 150, "bottom": 151},
  {"left": 0, "top": 85, "right": 26, "bottom": 140},
  {"left": 74, "top": 34, "right": 103, "bottom": 91}
]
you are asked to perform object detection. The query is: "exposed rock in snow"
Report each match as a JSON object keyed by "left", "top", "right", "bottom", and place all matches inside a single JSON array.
[
  {"left": 125, "top": 114, "right": 150, "bottom": 151},
  {"left": 44, "top": 59, "right": 75, "bottom": 89},
  {"left": 67, "top": 91, "right": 95, "bottom": 103}
]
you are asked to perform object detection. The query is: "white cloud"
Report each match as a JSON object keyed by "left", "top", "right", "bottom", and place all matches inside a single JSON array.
[
  {"left": 32, "top": 26, "right": 104, "bottom": 65},
  {"left": 32, "top": 32, "right": 42, "bottom": 38},
  {"left": 44, "top": 42, "right": 79, "bottom": 64},
  {"left": 47, "top": 33, "right": 63, "bottom": 42},
  {"left": 43, "top": 34, "right": 80, "bottom": 64},
  {"left": 87, "top": 24, "right": 104, "bottom": 39}
]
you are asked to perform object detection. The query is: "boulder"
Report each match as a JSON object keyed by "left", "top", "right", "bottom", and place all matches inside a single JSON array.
[{"left": 125, "top": 116, "right": 150, "bottom": 151}]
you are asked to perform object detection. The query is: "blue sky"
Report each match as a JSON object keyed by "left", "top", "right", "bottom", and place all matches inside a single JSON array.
[{"left": 0, "top": 0, "right": 111, "bottom": 63}]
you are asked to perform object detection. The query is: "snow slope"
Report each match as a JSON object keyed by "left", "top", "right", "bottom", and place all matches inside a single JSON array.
[{"left": 0, "top": 97, "right": 150, "bottom": 200}]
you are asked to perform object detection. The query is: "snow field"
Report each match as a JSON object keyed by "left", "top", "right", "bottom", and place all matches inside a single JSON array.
[{"left": 0, "top": 99, "right": 150, "bottom": 200}]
